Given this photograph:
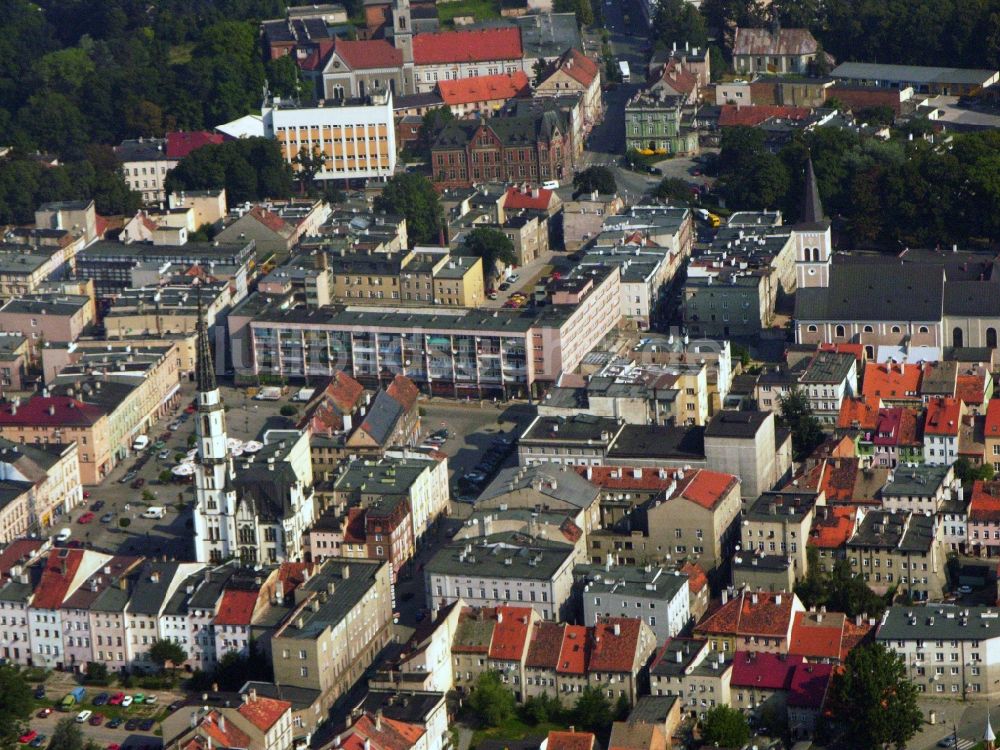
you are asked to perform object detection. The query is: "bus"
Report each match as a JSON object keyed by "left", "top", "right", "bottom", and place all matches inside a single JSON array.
[{"left": 618, "top": 60, "right": 630, "bottom": 82}]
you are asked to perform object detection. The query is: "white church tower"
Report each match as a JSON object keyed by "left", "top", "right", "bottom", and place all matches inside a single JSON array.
[
  {"left": 794, "top": 157, "right": 832, "bottom": 289},
  {"left": 192, "top": 293, "right": 238, "bottom": 564}
]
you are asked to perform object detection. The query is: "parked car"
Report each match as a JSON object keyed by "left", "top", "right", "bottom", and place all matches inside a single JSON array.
[
  {"left": 958, "top": 585, "right": 974, "bottom": 594},
  {"left": 498, "top": 282, "right": 511, "bottom": 291},
  {"left": 144, "top": 695, "right": 157, "bottom": 705},
  {"left": 100, "top": 512, "right": 114, "bottom": 523},
  {"left": 89, "top": 714, "right": 104, "bottom": 726},
  {"left": 130, "top": 478, "right": 145, "bottom": 489},
  {"left": 82, "top": 491, "right": 91, "bottom": 499},
  {"left": 124, "top": 720, "right": 139, "bottom": 731},
  {"left": 166, "top": 701, "right": 183, "bottom": 713},
  {"left": 109, "top": 692, "right": 125, "bottom": 706},
  {"left": 507, "top": 273, "right": 520, "bottom": 283},
  {"left": 37, "top": 708, "right": 52, "bottom": 718},
  {"left": 91, "top": 500, "right": 105, "bottom": 512},
  {"left": 107, "top": 744, "right": 121, "bottom": 750},
  {"left": 77, "top": 512, "right": 95, "bottom": 524},
  {"left": 139, "top": 719, "right": 155, "bottom": 731},
  {"left": 106, "top": 719, "right": 123, "bottom": 729},
  {"left": 157, "top": 450, "right": 169, "bottom": 460},
  {"left": 93, "top": 692, "right": 109, "bottom": 706},
  {"left": 76, "top": 710, "right": 93, "bottom": 723},
  {"left": 488, "top": 290, "right": 498, "bottom": 300},
  {"left": 133, "top": 694, "right": 145, "bottom": 704},
  {"left": 121, "top": 696, "right": 133, "bottom": 708},
  {"left": 56, "top": 528, "right": 71, "bottom": 542},
  {"left": 19, "top": 731, "right": 38, "bottom": 744},
  {"left": 168, "top": 422, "right": 181, "bottom": 431},
  {"left": 33, "top": 685, "right": 45, "bottom": 699},
  {"left": 29, "top": 736, "right": 46, "bottom": 748}
]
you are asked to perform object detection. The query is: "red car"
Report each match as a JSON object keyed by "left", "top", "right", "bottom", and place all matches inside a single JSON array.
[
  {"left": 107, "top": 744, "right": 121, "bottom": 750},
  {"left": 19, "top": 732, "right": 37, "bottom": 744},
  {"left": 78, "top": 512, "right": 95, "bottom": 524},
  {"left": 89, "top": 715, "right": 104, "bottom": 726},
  {"left": 185, "top": 404, "right": 196, "bottom": 413},
  {"left": 109, "top": 692, "right": 125, "bottom": 706},
  {"left": 83, "top": 491, "right": 91, "bottom": 499}
]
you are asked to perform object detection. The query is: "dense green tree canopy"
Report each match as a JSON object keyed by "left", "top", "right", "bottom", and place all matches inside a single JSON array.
[
  {"left": 462, "top": 227, "right": 517, "bottom": 277},
  {"left": 468, "top": 671, "right": 516, "bottom": 727},
  {"left": 165, "top": 138, "right": 293, "bottom": 203},
  {"left": 700, "top": 705, "right": 751, "bottom": 748},
  {"left": 573, "top": 166, "right": 617, "bottom": 196},
  {"left": 830, "top": 643, "right": 923, "bottom": 750},
  {"left": 0, "top": 665, "right": 32, "bottom": 750},
  {"left": 374, "top": 173, "right": 443, "bottom": 246}
]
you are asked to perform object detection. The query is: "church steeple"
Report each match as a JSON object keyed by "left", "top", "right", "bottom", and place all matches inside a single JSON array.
[
  {"left": 801, "top": 157, "right": 825, "bottom": 224},
  {"left": 195, "top": 287, "right": 217, "bottom": 394}
]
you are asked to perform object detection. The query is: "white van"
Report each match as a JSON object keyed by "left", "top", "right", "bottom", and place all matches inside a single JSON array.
[
  {"left": 56, "top": 527, "right": 72, "bottom": 542},
  {"left": 542, "top": 180, "right": 560, "bottom": 190},
  {"left": 142, "top": 506, "right": 165, "bottom": 520},
  {"left": 132, "top": 435, "right": 149, "bottom": 451}
]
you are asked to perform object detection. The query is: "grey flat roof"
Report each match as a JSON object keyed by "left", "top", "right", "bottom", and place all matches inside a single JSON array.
[
  {"left": 831, "top": 62, "right": 998, "bottom": 86},
  {"left": 251, "top": 303, "right": 552, "bottom": 333},
  {"left": 575, "top": 563, "right": 688, "bottom": 602},
  {"left": 426, "top": 532, "right": 574, "bottom": 580},
  {"left": 877, "top": 605, "right": 1000, "bottom": 641},
  {"left": 276, "top": 558, "right": 384, "bottom": 639},
  {"left": 881, "top": 465, "right": 951, "bottom": 498},
  {"left": 521, "top": 413, "right": 621, "bottom": 444}
]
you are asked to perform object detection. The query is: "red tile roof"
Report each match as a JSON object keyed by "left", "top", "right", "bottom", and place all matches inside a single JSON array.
[
  {"left": 719, "top": 104, "right": 811, "bottom": 127},
  {"left": 0, "top": 539, "right": 44, "bottom": 577},
  {"left": 214, "top": 589, "right": 258, "bottom": 626},
  {"left": 237, "top": 695, "right": 291, "bottom": 732},
  {"left": 862, "top": 362, "right": 922, "bottom": 401},
  {"left": 956, "top": 374, "right": 986, "bottom": 406},
  {"left": 526, "top": 621, "right": 563, "bottom": 668},
  {"left": 487, "top": 606, "right": 533, "bottom": 662},
  {"left": 547, "top": 731, "right": 596, "bottom": 750},
  {"left": 658, "top": 59, "right": 699, "bottom": 95},
  {"left": 695, "top": 591, "right": 796, "bottom": 639},
  {"left": 986, "top": 400, "right": 1000, "bottom": 438},
  {"left": 32, "top": 549, "right": 85, "bottom": 609},
  {"left": 439, "top": 71, "right": 529, "bottom": 106},
  {"left": 924, "top": 397, "right": 961, "bottom": 436},
  {"left": 166, "top": 131, "right": 224, "bottom": 159},
  {"left": 247, "top": 206, "right": 291, "bottom": 235},
  {"left": 680, "top": 562, "right": 708, "bottom": 593},
  {"left": 676, "top": 469, "right": 738, "bottom": 510},
  {"left": 788, "top": 611, "right": 846, "bottom": 660},
  {"left": 557, "top": 624, "right": 589, "bottom": 674},
  {"left": 413, "top": 28, "right": 522, "bottom": 65},
  {"left": 0, "top": 395, "right": 105, "bottom": 427},
  {"left": 335, "top": 38, "right": 403, "bottom": 70},
  {"left": 730, "top": 650, "right": 803, "bottom": 690},
  {"left": 809, "top": 505, "right": 858, "bottom": 549},
  {"left": 970, "top": 480, "right": 1000, "bottom": 523},
  {"left": 549, "top": 48, "right": 600, "bottom": 88},
  {"left": 819, "top": 342, "right": 865, "bottom": 362},
  {"left": 837, "top": 396, "right": 882, "bottom": 431},
  {"left": 589, "top": 618, "right": 642, "bottom": 673},
  {"left": 505, "top": 185, "right": 556, "bottom": 212},
  {"left": 787, "top": 662, "right": 833, "bottom": 709},
  {"left": 342, "top": 712, "right": 424, "bottom": 750},
  {"left": 386, "top": 374, "right": 419, "bottom": 412},
  {"left": 277, "top": 562, "right": 312, "bottom": 596},
  {"left": 574, "top": 465, "right": 678, "bottom": 492},
  {"left": 199, "top": 711, "right": 252, "bottom": 749},
  {"left": 296, "top": 39, "right": 336, "bottom": 72},
  {"left": 839, "top": 616, "right": 875, "bottom": 660}
]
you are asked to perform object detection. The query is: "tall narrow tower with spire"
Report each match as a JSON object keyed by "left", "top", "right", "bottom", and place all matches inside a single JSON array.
[
  {"left": 191, "top": 291, "right": 238, "bottom": 563},
  {"left": 794, "top": 157, "right": 833, "bottom": 289}
]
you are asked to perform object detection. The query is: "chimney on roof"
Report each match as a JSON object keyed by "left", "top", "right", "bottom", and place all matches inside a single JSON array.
[
  {"left": 613, "top": 622, "right": 621, "bottom": 636},
  {"left": 218, "top": 715, "right": 225, "bottom": 733}
]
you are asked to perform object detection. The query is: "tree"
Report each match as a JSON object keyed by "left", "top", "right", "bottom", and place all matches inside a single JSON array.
[
  {"left": 700, "top": 705, "right": 750, "bottom": 748},
  {"left": 532, "top": 58, "right": 548, "bottom": 86},
  {"left": 374, "top": 173, "right": 443, "bottom": 246},
  {"left": 292, "top": 147, "right": 325, "bottom": 195},
  {"left": 778, "top": 388, "right": 824, "bottom": 461},
  {"left": 571, "top": 686, "right": 613, "bottom": 733},
  {"left": 149, "top": 639, "right": 188, "bottom": 671},
  {"left": 48, "top": 719, "right": 85, "bottom": 750},
  {"left": 265, "top": 55, "right": 301, "bottom": 99},
  {"left": 418, "top": 107, "right": 455, "bottom": 158},
  {"left": 953, "top": 457, "right": 995, "bottom": 487},
  {"left": 573, "top": 165, "right": 617, "bottom": 196},
  {"left": 651, "top": 0, "right": 707, "bottom": 48},
  {"left": 279, "top": 404, "right": 298, "bottom": 417},
  {"left": 830, "top": 643, "right": 922, "bottom": 750},
  {"left": 467, "top": 671, "right": 515, "bottom": 727},
  {"left": 653, "top": 177, "right": 694, "bottom": 204},
  {"left": 0, "top": 664, "right": 32, "bottom": 750},
  {"left": 83, "top": 662, "right": 109, "bottom": 683},
  {"left": 462, "top": 227, "right": 517, "bottom": 279}
]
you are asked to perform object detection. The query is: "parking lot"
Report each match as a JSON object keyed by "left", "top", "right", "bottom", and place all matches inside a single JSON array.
[{"left": 21, "top": 684, "right": 182, "bottom": 750}]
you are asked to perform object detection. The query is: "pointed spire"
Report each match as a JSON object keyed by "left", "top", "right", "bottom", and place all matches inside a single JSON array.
[
  {"left": 985, "top": 711, "right": 996, "bottom": 745},
  {"left": 802, "top": 157, "right": 826, "bottom": 224},
  {"left": 195, "top": 284, "right": 217, "bottom": 393}
]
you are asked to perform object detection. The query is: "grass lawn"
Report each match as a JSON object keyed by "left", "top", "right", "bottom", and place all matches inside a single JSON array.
[
  {"left": 438, "top": 0, "right": 501, "bottom": 26},
  {"left": 469, "top": 717, "right": 567, "bottom": 749}
]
